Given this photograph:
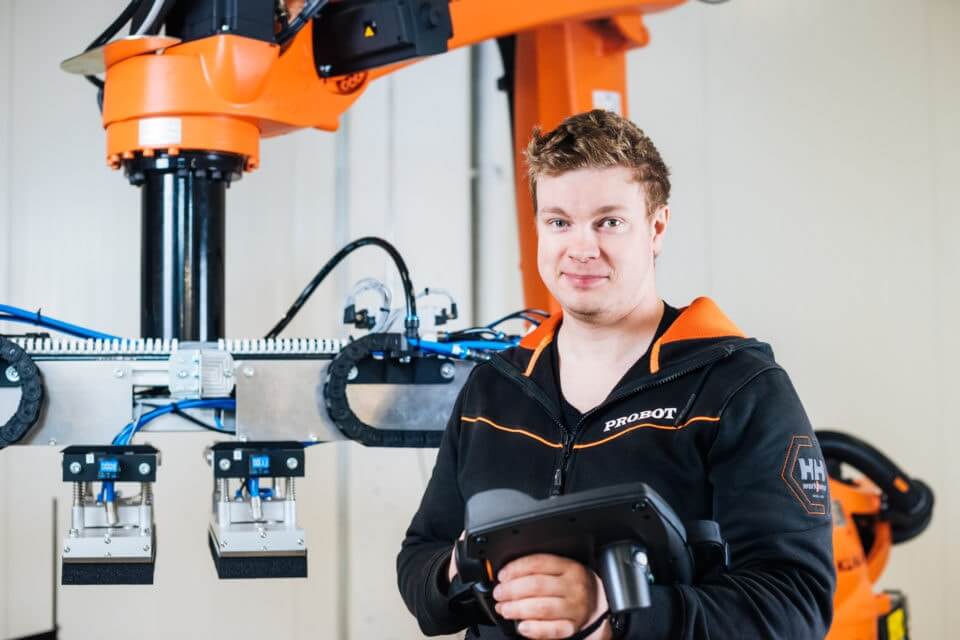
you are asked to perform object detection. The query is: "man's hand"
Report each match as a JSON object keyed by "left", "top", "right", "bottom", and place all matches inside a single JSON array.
[{"left": 492, "top": 554, "right": 612, "bottom": 640}]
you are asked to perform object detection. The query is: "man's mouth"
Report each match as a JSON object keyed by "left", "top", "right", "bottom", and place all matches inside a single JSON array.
[{"left": 561, "top": 273, "right": 608, "bottom": 288}]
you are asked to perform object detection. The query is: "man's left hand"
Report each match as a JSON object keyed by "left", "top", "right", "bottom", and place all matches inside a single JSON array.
[{"left": 493, "top": 553, "right": 611, "bottom": 640}]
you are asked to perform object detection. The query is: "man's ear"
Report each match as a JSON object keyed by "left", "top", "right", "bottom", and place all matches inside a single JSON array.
[{"left": 651, "top": 205, "right": 670, "bottom": 258}]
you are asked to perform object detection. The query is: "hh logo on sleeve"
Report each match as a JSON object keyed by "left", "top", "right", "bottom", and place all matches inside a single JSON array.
[{"left": 781, "top": 435, "right": 828, "bottom": 516}]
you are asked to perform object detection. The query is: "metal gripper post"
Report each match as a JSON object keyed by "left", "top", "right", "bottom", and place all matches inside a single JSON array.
[
  {"left": 70, "top": 482, "right": 84, "bottom": 536},
  {"left": 284, "top": 477, "right": 296, "bottom": 528}
]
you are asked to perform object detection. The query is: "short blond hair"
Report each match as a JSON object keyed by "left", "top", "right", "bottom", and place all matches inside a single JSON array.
[{"left": 524, "top": 109, "right": 671, "bottom": 215}]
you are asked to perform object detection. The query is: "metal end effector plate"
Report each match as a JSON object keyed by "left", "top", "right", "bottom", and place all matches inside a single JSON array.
[
  {"left": 4, "top": 335, "right": 467, "bottom": 445},
  {"left": 62, "top": 523, "right": 156, "bottom": 585},
  {"left": 208, "top": 522, "right": 307, "bottom": 579},
  {"left": 63, "top": 526, "right": 155, "bottom": 563},
  {"left": 208, "top": 521, "right": 307, "bottom": 557},
  {"left": 5, "top": 337, "right": 349, "bottom": 445}
]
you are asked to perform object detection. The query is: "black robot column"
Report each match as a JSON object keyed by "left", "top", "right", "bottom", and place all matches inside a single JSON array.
[{"left": 124, "top": 152, "right": 245, "bottom": 341}]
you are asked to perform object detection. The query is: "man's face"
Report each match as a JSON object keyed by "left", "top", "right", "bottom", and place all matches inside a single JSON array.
[{"left": 535, "top": 166, "right": 669, "bottom": 323}]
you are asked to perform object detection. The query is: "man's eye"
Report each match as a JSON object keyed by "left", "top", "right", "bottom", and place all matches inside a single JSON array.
[
  {"left": 548, "top": 219, "right": 568, "bottom": 229},
  {"left": 599, "top": 218, "right": 623, "bottom": 228}
]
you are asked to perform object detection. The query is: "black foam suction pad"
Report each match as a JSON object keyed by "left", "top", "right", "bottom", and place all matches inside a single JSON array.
[
  {"left": 207, "top": 534, "right": 307, "bottom": 579},
  {"left": 61, "top": 561, "right": 155, "bottom": 585}
]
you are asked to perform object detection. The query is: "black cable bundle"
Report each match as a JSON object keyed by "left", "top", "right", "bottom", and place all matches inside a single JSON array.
[
  {"left": 266, "top": 236, "right": 419, "bottom": 340},
  {"left": 82, "top": 0, "right": 145, "bottom": 111},
  {"left": 276, "top": 0, "right": 330, "bottom": 46}
]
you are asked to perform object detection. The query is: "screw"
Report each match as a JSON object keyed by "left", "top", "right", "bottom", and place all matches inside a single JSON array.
[
  {"left": 143, "top": 528, "right": 151, "bottom": 535},
  {"left": 633, "top": 551, "right": 649, "bottom": 567},
  {"left": 4, "top": 365, "right": 19, "bottom": 383},
  {"left": 64, "top": 546, "right": 71, "bottom": 554},
  {"left": 114, "top": 368, "right": 125, "bottom": 378},
  {"left": 144, "top": 545, "right": 151, "bottom": 552},
  {"left": 48, "top": 439, "right": 57, "bottom": 446},
  {"left": 104, "top": 536, "right": 111, "bottom": 544},
  {"left": 105, "top": 552, "right": 112, "bottom": 558},
  {"left": 218, "top": 458, "right": 231, "bottom": 471},
  {"left": 68, "top": 528, "right": 79, "bottom": 538},
  {"left": 220, "top": 24, "right": 229, "bottom": 32},
  {"left": 347, "top": 366, "right": 359, "bottom": 381},
  {"left": 138, "top": 463, "right": 151, "bottom": 475},
  {"left": 286, "top": 457, "right": 299, "bottom": 470},
  {"left": 258, "top": 529, "right": 267, "bottom": 539},
  {"left": 440, "top": 362, "right": 456, "bottom": 380},
  {"left": 220, "top": 540, "right": 227, "bottom": 548},
  {"left": 243, "top": 366, "right": 255, "bottom": 377},
  {"left": 177, "top": 370, "right": 188, "bottom": 379},
  {"left": 223, "top": 369, "right": 233, "bottom": 378},
  {"left": 473, "top": 535, "right": 487, "bottom": 544},
  {"left": 308, "top": 434, "right": 318, "bottom": 443},
  {"left": 297, "top": 539, "right": 304, "bottom": 546},
  {"left": 69, "top": 462, "right": 82, "bottom": 474}
]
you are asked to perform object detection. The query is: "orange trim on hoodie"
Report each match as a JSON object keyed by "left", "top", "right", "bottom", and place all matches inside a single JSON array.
[
  {"left": 462, "top": 416, "right": 563, "bottom": 448},
  {"left": 649, "top": 297, "right": 744, "bottom": 374},
  {"left": 519, "top": 312, "right": 562, "bottom": 350},
  {"left": 523, "top": 333, "right": 553, "bottom": 377},
  {"left": 519, "top": 312, "right": 562, "bottom": 376}
]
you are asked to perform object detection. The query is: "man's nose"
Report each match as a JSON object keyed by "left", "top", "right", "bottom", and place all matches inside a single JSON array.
[{"left": 567, "top": 228, "right": 600, "bottom": 262}]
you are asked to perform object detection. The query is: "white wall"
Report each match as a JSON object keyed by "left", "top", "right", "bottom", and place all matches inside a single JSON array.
[
  {"left": 632, "top": 2, "right": 959, "bottom": 638},
  {"left": 2, "top": 0, "right": 958, "bottom": 638},
  {"left": 0, "top": 1, "right": 11, "bottom": 634}
]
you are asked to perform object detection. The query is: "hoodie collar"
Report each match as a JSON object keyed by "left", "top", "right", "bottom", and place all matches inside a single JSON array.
[{"left": 516, "top": 297, "right": 745, "bottom": 376}]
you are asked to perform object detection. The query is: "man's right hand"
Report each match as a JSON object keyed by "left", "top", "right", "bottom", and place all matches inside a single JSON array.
[{"left": 448, "top": 530, "right": 465, "bottom": 583}]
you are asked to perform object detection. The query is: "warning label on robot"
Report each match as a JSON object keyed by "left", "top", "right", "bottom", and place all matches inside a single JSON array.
[{"left": 780, "top": 435, "right": 828, "bottom": 516}]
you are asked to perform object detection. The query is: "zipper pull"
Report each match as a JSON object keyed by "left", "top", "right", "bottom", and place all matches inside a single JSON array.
[{"left": 550, "top": 468, "right": 564, "bottom": 496}]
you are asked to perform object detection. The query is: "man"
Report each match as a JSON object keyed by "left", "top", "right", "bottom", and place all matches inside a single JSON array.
[{"left": 397, "top": 110, "right": 835, "bottom": 639}]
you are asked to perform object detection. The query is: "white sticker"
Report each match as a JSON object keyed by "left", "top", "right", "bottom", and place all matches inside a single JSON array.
[
  {"left": 85, "top": 453, "right": 95, "bottom": 464},
  {"left": 233, "top": 450, "right": 242, "bottom": 461},
  {"left": 592, "top": 90, "right": 623, "bottom": 116},
  {"left": 138, "top": 117, "right": 182, "bottom": 147}
]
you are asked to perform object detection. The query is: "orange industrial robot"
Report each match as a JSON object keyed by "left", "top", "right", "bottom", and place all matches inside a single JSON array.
[{"left": 61, "top": 1, "right": 933, "bottom": 637}]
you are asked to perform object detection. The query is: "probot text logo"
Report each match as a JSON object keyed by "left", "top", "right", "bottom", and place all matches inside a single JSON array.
[{"left": 603, "top": 408, "right": 678, "bottom": 433}]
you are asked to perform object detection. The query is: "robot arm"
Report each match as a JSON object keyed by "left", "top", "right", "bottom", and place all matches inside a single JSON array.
[{"left": 62, "top": 0, "right": 683, "bottom": 314}]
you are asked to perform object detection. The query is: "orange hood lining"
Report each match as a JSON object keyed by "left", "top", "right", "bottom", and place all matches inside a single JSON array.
[
  {"left": 648, "top": 297, "right": 745, "bottom": 373},
  {"left": 518, "top": 297, "right": 745, "bottom": 375}
]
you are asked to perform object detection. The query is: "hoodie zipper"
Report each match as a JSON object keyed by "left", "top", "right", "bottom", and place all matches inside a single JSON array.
[
  {"left": 487, "top": 357, "right": 571, "bottom": 495},
  {"left": 490, "top": 342, "right": 744, "bottom": 496}
]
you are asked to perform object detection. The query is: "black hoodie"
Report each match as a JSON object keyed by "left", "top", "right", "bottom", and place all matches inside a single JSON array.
[{"left": 397, "top": 298, "right": 835, "bottom": 639}]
